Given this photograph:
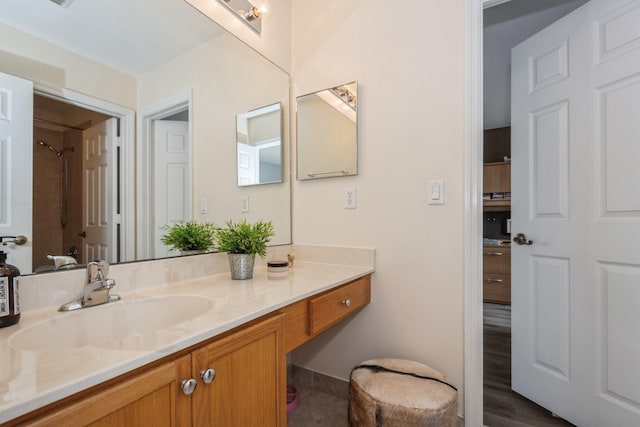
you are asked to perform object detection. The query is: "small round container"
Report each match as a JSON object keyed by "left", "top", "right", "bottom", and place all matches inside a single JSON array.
[{"left": 267, "top": 261, "right": 289, "bottom": 273}]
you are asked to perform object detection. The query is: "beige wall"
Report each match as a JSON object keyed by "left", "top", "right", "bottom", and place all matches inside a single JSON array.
[
  {"left": 290, "top": 0, "right": 466, "bottom": 411},
  {"left": 137, "top": 32, "right": 291, "bottom": 245},
  {"left": 0, "top": 23, "right": 136, "bottom": 109}
]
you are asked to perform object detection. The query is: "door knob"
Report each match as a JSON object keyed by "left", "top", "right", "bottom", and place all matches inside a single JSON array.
[{"left": 513, "top": 233, "right": 533, "bottom": 245}]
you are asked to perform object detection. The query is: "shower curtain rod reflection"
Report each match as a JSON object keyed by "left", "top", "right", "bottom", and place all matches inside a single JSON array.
[{"left": 34, "top": 117, "right": 85, "bottom": 131}]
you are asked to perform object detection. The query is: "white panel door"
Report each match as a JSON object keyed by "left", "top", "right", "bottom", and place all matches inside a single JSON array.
[
  {"left": 511, "top": 1, "right": 640, "bottom": 425},
  {"left": 0, "top": 72, "right": 32, "bottom": 273},
  {"left": 82, "top": 118, "right": 118, "bottom": 264},
  {"left": 153, "top": 120, "right": 190, "bottom": 258}
]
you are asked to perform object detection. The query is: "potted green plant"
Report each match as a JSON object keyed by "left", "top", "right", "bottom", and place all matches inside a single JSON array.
[
  {"left": 161, "top": 220, "right": 217, "bottom": 255},
  {"left": 216, "top": 219, "right": 274, "bottom": 279}
]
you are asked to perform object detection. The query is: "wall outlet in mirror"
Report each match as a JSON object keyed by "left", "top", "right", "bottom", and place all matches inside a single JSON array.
[{"left": 296, "top": 81, "right": 358, "bottom": 180}]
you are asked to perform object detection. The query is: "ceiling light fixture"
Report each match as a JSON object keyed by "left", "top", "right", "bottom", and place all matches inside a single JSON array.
[{"left": 216, "top": 0, "right": 267, "bottom": 34}]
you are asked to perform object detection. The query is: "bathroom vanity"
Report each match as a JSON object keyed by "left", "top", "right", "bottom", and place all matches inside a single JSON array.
[{"left": 0, "top": 251, "right": 373, "bottom": 426}]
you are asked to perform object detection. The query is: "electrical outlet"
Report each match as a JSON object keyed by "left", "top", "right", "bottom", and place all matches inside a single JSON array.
[
  {"left": 344, "top": 187, "right": 357, "bottom": 209},
  {"left": 200, "top": 198, "right": 208, "bottom": 214},
  {"left": 241, "top": 196, "right": 250, "bottom": 213}
]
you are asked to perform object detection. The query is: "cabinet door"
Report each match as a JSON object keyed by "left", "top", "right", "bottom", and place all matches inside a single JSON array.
[
  {"left": 24, "top": 356, "right": 191, "bottom": 427},
  {"left": 483, "top": 163, "right": 511, "bottom": 194},
  {"left": 192, "top": 315, "right": 284, "bottom": 427}
]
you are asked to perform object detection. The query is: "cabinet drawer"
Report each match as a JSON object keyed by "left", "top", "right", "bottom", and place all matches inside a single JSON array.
[
  {"left": 309, "top": 276, "right": 371, "bottom": 336},
  {"left": 483, "top": 246, "right": 511, "bottom": 275},
  {"left": 483, "top": 273, "right": 510, "bottom": 304}
]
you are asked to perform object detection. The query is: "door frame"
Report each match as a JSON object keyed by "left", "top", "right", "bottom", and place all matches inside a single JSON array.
[
  {"left": 33, "top": 82, "right": 135, "bottom": 263},
  {"left": 137, "top": 92, "right": 193, "bottom": 260},
  {"left": 463, "top": 0, "right": 512, "bottom": 425}
]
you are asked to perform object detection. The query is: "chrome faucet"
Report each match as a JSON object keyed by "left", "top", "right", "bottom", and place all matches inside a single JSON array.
[{"left": 58, "top": 261, "right": 121, "bottom": 311}]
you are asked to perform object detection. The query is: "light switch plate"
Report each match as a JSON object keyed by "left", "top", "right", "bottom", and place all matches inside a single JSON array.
[
  {"left": 428, "top": 180, "right": 444, "bottom": 205},
  {"left": 241, "top": 196, "right": 250, "bottom": 213}
]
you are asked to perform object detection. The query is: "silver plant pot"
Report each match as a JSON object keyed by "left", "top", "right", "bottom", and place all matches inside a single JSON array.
[{"left": 228, "top": 253, "right": 255, "bottom": 280}]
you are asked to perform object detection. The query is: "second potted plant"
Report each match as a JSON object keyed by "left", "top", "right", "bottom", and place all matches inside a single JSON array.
[
  {"left": 216, "top": 219, "right": 274, "bottom": 279},
  {"left": 161, "top": 220, "right": 217, "bottom": 255}
]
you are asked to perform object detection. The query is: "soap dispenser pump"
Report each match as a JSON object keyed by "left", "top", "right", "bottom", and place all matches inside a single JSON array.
[{"left": 0, "top": 251, "right": 20, "bottom": 328}]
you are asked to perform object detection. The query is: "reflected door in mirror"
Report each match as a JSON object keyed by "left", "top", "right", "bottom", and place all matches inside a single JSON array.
[{"left": 237, "top": 103, "right": 283, "bottom": 186}]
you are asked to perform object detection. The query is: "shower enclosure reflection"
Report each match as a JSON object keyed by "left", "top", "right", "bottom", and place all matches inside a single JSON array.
[{"left": 32, "top": 95, "right": 114, "bottom": 273}]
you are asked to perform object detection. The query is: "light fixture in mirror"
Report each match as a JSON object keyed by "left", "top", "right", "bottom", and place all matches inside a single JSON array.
[
  {"left": 296, "top": 82, "right": 358, "bottom": 180},
  {"left": 0, "top": 0, "right": 291, "bottom": 275},
  {"left": 237, "top": 102, "right": 283, "bottom": 186},
  {"left": 216, "top": 0, "right": 267, "bottom": 34}
]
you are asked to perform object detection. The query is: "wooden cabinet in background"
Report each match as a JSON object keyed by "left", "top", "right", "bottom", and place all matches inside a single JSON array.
[
  {"left": 483, "top": 245, "right": 511, "bottom": 304},
  {"left": 483, "top": 162, "right": 511, "bottom": 210}
]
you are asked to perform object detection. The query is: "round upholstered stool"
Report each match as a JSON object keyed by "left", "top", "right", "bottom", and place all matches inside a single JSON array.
[{"left": 348, "top": 358, "right": 458, "bottom": 427}]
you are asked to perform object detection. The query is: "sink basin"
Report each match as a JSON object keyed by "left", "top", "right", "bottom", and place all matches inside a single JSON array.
[{"left": 9, "top": 295, "right": 213, "bottom": 351}]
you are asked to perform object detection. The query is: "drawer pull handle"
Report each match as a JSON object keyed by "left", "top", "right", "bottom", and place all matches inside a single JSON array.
[
  {"left": 181, "top": 378, "right": 197, "bottom": 395},
  {"left": 485, "top": 278, "right": 503, "bottom": 283},
  {"left": 342, "top": 298, "right": 351, "bottom": 308},
  {"left": 201, "top": 368, "right": 216, "bottom": 384},
  {"left": 486, "top": 252, "right": 503, "bottom": 256}
]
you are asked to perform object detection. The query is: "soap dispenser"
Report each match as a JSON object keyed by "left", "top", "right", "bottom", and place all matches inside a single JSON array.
[{"left": 0, "top": 251, "right": 20, "bottom": 328}]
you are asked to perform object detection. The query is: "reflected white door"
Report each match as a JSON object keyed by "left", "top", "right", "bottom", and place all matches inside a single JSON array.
[
  {"left": 153, "top": 120, "right": 190, "bottom": 258},
  {"left": 82, "top": 118, "right": 118, "bottom": 263},
  {"left": 0, "top": 72, "right": 32, "bottom": 273},
  {"left": 511, "top": 0, "right": 640, "bottom": 425}
]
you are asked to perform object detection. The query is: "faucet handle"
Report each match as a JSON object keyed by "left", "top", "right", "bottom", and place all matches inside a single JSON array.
[{"left": 87, "top": 260, "right": 110, "bottom": 282}]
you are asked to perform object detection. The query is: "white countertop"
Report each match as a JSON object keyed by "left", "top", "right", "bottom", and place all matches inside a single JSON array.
[{"left": 0, "top": 260, "right": 373, "bottom": 423}]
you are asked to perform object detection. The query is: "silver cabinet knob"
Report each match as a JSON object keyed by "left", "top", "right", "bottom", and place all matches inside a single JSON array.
[
  {"left": 342, "top": 298, "right": 351, "bottom": 308},
  {"left": 200, "top": 368, "right": 216, "bottom": 384},
  {"left": 181, "top": 378, "right": 197, "bottom": 395}
]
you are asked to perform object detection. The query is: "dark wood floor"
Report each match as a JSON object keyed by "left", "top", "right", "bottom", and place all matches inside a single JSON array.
[{"left": 483, "top": 303, "right": 575, "bottom": 427}]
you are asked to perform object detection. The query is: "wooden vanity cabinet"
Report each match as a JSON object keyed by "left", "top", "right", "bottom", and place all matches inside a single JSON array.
[
  {"left": 8, "top": 276, "right": 371, "bottom": 427},
  {"left": 15, "top": 316, "right": 282, "bottom": 427},
  {"left": 280, "top": 275, "right": 371, "bottom": 353},
  {"left": 191, "top": 315, "right": 284, "bottom": 427},
  {"left": 483, "top": 245, "right": 511, "bottom": 304},
  {"left": 16, "top": 356, "right": 192, "bottom": 427}
]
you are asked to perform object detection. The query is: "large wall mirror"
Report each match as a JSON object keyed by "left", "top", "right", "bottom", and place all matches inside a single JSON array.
[
  {"left": 0, "top": 0, "right": 291, "bottom": 274},
  {"left": 296, "top": 81, "right": 358, "bottom": 180}
]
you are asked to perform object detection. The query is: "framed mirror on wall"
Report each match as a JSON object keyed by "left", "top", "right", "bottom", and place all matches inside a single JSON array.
[
  {"left": 0, "top": 0, "right": 291, "bottom": 274},
  {"left": 296, "top": 81, "right": 358, "bottom": 180},
  {"left": 237, "top": 102, "right": 283, "bottom": 186}
]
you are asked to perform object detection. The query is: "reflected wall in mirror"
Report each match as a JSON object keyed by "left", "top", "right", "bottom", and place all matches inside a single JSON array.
[
  {"left": 296, "top": 81, "right": 358, "bottom": 180},
  {"left": 237, "top": 103, "right": 283, "bottom": 186},
  {"left": 0, "top": 0, "right": 291, "bottom": 275}
]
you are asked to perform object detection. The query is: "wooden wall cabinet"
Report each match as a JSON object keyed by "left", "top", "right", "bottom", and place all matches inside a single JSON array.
[
  {"left": 483, "top": 246, "right": 511, "bottom": 304},
  {"left": 8, "top": 276, "right": 371, "bottom": 427},
  {"left": 483, "top": 162, "right": 511, "bottom": 210}
]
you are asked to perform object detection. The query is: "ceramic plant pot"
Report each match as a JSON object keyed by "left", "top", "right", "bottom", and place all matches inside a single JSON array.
[{"left": 228, "top": 253, "right": 255, "bottom": 280}]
